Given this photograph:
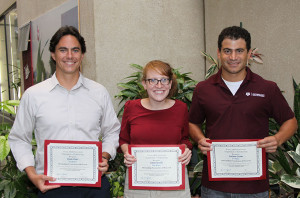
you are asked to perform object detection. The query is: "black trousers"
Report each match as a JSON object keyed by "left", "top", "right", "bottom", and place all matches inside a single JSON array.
[{"left": 38, "top": 176, "right": 110, "bottom": 198}]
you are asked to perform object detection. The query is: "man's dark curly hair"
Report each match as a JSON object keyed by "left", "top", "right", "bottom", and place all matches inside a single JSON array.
[
  {"left": 218, "top": 26, "right": 251, "bottom": 51},
  {"left": 49, "top": 26, "right": 86, "bottom": 63}
]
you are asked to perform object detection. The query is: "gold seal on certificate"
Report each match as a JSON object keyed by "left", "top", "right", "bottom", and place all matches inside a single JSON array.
[
  {"left": 44, "top": 140, "right": 102, "bottom": 187},
  {"left": 128, "top": 145, "right": 185, "bottom": 190},
  {"left": 207, "top": 139, "right": 266, "bottom": 181}
]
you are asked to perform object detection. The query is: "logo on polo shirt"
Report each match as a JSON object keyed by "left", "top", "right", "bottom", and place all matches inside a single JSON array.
[{"left": 245, "top": 92, "right": 265, "bottom": 97}]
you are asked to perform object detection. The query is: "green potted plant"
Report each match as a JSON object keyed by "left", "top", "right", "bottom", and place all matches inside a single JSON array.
[
  {"left": 268, "top": 79, "right": 300, "bottom": 197},
  {"left": 107, "top": 153, "right": 126, "bottom": 198},
  {"left": 0, "top": 99, "right": 38, "bottom": 198}
]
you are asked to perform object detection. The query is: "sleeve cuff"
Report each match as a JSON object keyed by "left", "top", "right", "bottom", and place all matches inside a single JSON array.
[
  {"left": 17, "top": 154, "right": 35, "bottom": 172},
  {"left": 102, "top": 143, "right": 117, "bottom": 160}
]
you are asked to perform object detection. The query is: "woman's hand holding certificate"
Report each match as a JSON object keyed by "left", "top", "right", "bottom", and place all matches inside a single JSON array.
[{"left": 128, "top": 145, "right": 185, "bottom": 190}]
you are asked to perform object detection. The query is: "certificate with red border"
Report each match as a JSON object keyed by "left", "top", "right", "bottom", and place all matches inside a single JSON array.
[
  {"left": 128, "top": 145, "right": 185, "bottom": 190},
  {"left": 44, "top": 140, "right": 102, "bottom": 187},
  {"left": 207, "top": 139, "right": 266, "bottom": 181}
]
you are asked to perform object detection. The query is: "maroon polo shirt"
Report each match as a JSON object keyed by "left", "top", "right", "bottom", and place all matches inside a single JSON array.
[{"left": 189, "top": 67, "right": 294, "bottom": 194}]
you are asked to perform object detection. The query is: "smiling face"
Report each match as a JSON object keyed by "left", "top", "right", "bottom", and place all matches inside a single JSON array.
[
  {"left": 51, "top": 35, "right": 84, "bottom": 77},
  {"left": 142, "top": 69, "right": 172, "bottom": 103},
  {"left": 218, "top": 38, "right": 251, "bottom": 81}
]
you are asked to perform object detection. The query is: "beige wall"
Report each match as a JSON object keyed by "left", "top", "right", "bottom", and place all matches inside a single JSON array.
[
  {"left": 0, "top": 0, "right": 15, "bottom": 15},
  {"left": 91, "top": 0, "right": 205, "bottom": 109},
  {"left": 204, "top": 0, "right": 300, "bottom": 107},
  {"left": 79, "top": 0, "right": 96, "bottom": 81}
]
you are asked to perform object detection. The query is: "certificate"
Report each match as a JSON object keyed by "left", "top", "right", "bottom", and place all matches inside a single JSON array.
[
  {"left": 128, "top": 145, "right": 185, "bottom": 190},
  {"left": 44, "top": 140, "right": 101, "bottom": 187},
  {"left": 207, "top": 139, "right": 266, "bottom": 181}
]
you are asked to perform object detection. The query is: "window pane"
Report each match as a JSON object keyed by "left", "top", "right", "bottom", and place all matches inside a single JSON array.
[{"left": 0, "top": 18, "right": 9, "bottom": 101}]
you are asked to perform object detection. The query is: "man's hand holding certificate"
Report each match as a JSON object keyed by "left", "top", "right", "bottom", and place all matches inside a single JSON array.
[
  {"left": 128, "top": 145, "right": 185, "bottom": 190},
  {"left": 207, "top": 139, "right": 266, "bottom": 181},
  {"left": 44, "top": 140, "right": 102, "bottom": 187}
]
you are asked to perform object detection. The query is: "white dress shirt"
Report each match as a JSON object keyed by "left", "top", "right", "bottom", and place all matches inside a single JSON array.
[{"left": 8, "top": 73, "right": 120, "bottom": 174}]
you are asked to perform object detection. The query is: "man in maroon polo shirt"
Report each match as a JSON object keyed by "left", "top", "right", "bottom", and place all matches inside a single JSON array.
[{"left": 189, "top": 26, "right": 298, "bottom": 197}]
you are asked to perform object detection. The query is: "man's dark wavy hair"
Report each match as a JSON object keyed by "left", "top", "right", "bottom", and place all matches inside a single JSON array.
[
  {"left": 218, "top": 26, "right": 251, "bottom": 51},
  {"left": 49, "top": 26, "right": 86, "bottom": 63}
]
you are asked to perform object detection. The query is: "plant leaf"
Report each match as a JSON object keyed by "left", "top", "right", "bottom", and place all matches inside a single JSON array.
[
  {"left": 182, "top": 81, "right": 197, "bottom": 90},
  {"left": 119, "top": 90, "right": 139, "bottom": 98},
  {"left": 113, "top": 181, "right": 120, "bottom": 195},
  {"left": 288, "top": 151, "right": 300, "bottom": 167},
  {"left": 277, "top": 148, "right": 292, "bottom": 174},
  {"left": 201, "top": 51, "right": 218, "bottom": 65},
  {"left": 130, "top": 64, "right": 143, "bottom": 70},
  {"left": 2, "top": 104, "right": 15, "bottom": 115},
  {"left": 118, "top": 191, "right": 124, "bottom": 196},
  {"left": 294, "top": 81, "right": 300, "bottom": 136},
  {"left": 193, "top": 160, "right": 203, "bottom": 173},
  {"left": 281, "top": 174, "right": 300, "bottom": 189},
  {"left": 0, "top": 136, "right": 10, "bottom": 161},
  {"left": 269, "top": 159, "right": 283, "bottom": 174},
  {"left": 205, "top": 64, "right": 218, "bottom": 79},
  {"left": 4, "top": 183, "right": 17, "bottom": 198},
  {"left": 117, "top": 82, "right": 140, "bottom": 92},
  {"left": 269, "top": 177, "right": 279, "bottom": 185},
  {"left": 296, "top": 144, "right": 300, "bottom": 155},
  {"left": 125, "top": 72, "right": 142, "bottom": 80},
  {"left": 5, "top": 100, "right": 20, "bottom": 106},
  {"left": 293, "top": 78, "right": 298, "bottom": 90},
  {"left": 185, "top": 92, "right": 194, "bottom": 102},
  {"left": 280, "top": 181, "right": 294, "bottom": 193},
  {"left": 0, "top": 180, "right": 10, "bottom": 191},
  {"left": 117, "top": 105, "right": 125, "bottom": 118}
]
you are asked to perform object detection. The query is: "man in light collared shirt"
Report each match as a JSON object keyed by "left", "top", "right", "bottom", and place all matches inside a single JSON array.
[{"left": 8, "top": 26, "right": 120, "bottom": 197}]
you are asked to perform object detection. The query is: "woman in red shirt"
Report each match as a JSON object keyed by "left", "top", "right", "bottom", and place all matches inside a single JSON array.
[{"left": 119, "top": 60, "right": 192, "bottom": 198}]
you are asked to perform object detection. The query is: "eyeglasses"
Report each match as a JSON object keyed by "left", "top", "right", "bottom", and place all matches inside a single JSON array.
[{"left": 146, "top": 78, "right": 170, "bottom": 85}]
